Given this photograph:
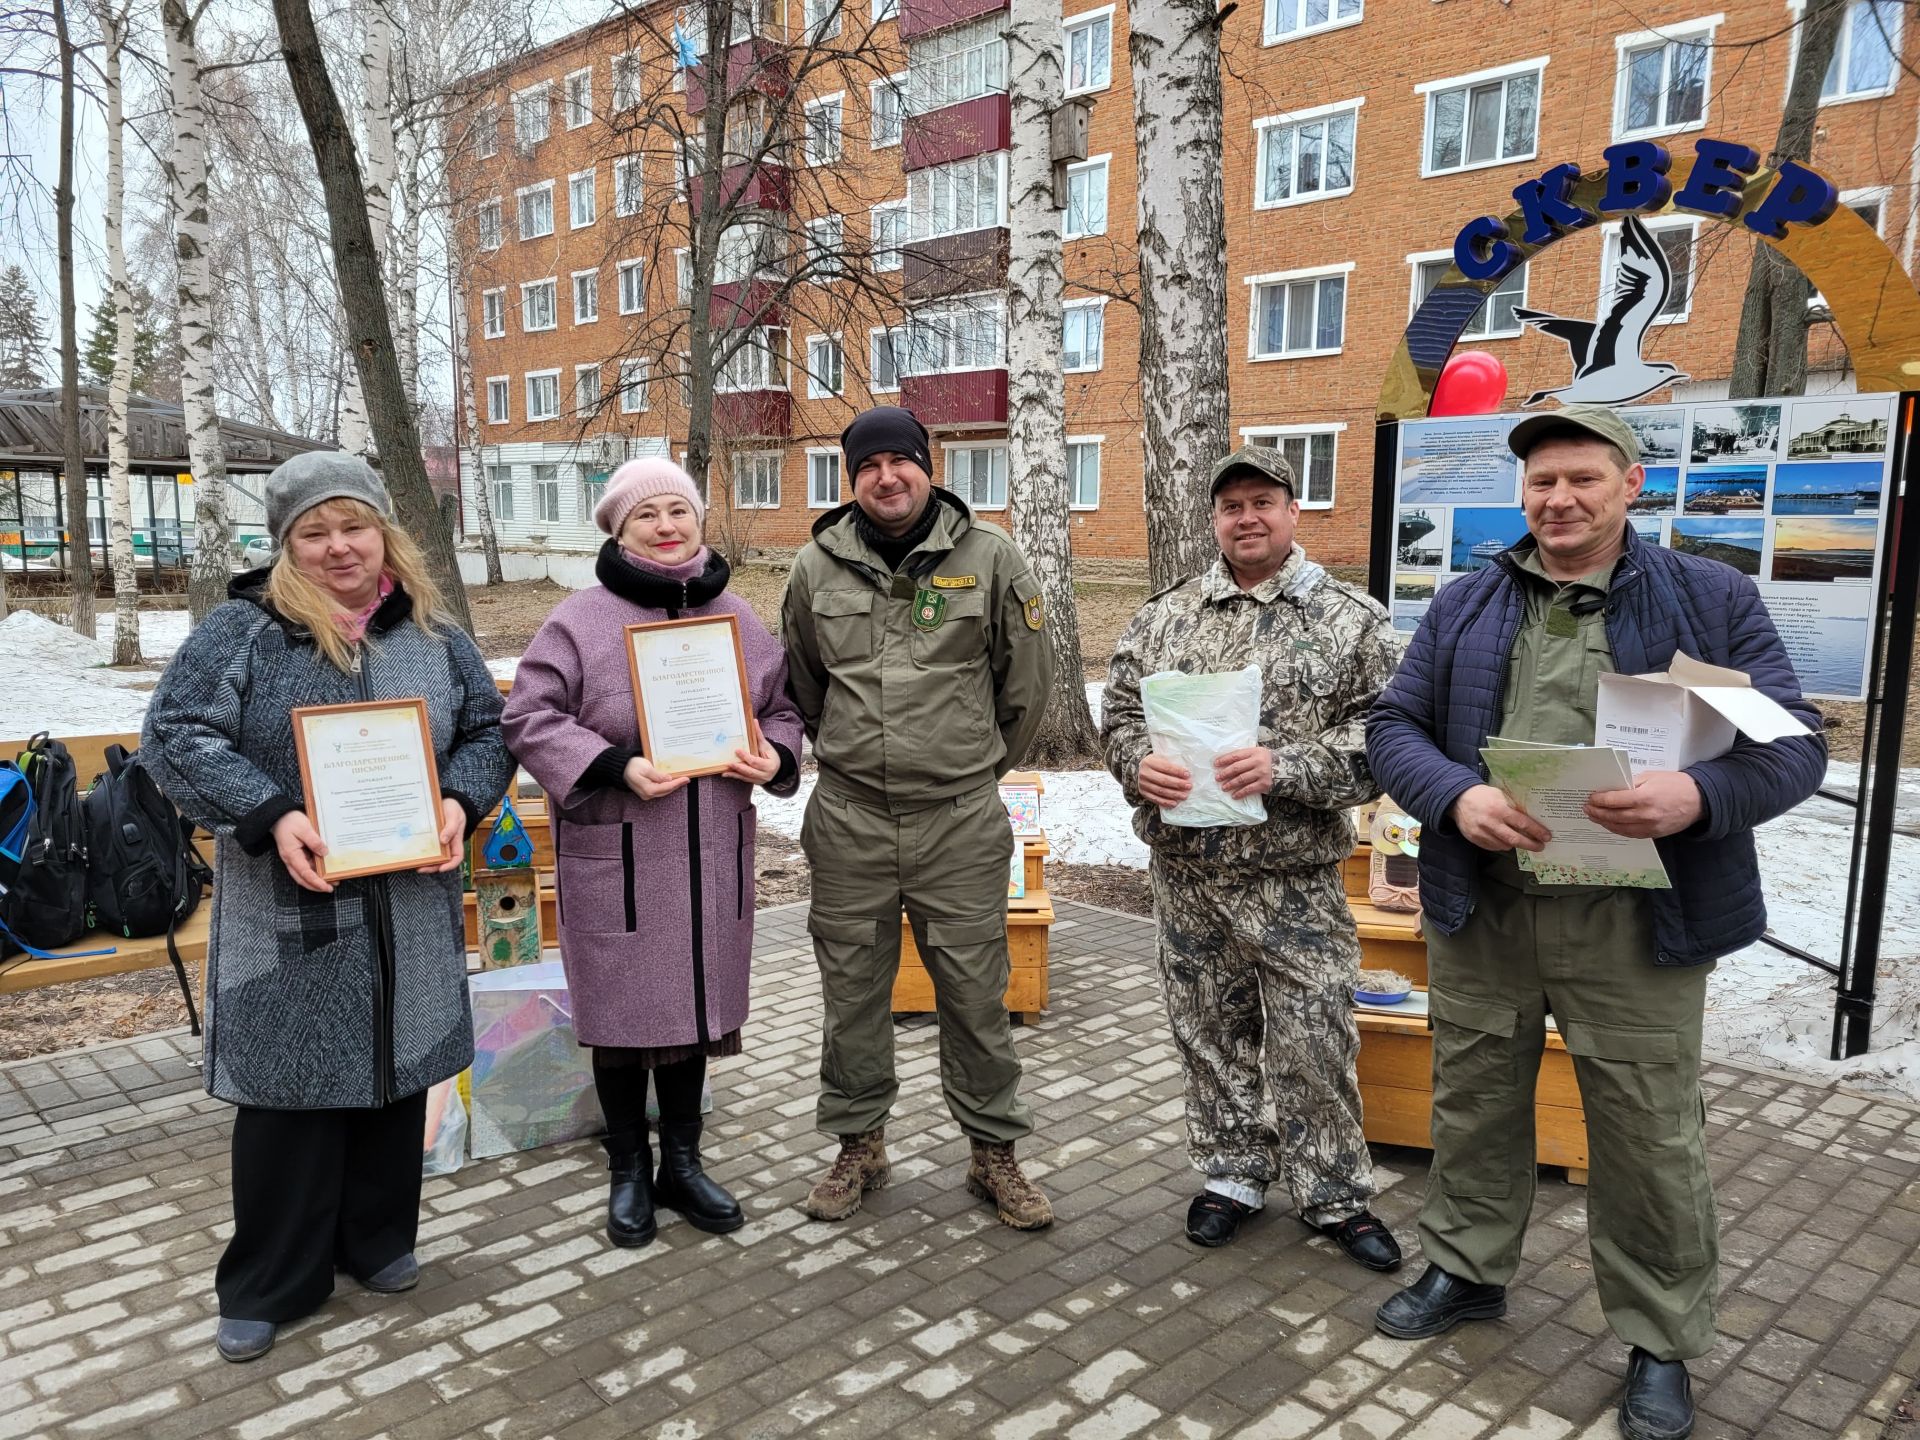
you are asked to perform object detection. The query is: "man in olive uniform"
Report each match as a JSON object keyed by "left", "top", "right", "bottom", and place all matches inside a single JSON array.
[
  {"left": 1367, "top": 406, "right": 1825, "bottom": 1440},
  {"left": 782, "top": 405, "right": 1056, "bottom": 1230},
  {"left": 1102, "top": 447, "right": 1403, "bottom": 1269}
]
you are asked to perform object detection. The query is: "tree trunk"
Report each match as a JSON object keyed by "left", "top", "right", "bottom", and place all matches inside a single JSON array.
[
  {"left": 98, "top": 0, "right": 141, "bottom": 665},
  {"left": 453, "top": 268, "right": 504, "bottom": 585},
  {"left": 164, "top": 0, "right": 236, "bottom": 623},
  {"left": 1005, "top": 0, "right": 1098, "bottom": 765},
  {"left": 1728, "top": 0, "right": 1847, "bottom": 399},
  {"left": 54, "top": 0, "right": 97, "bottom": 637},
  {"left": 394, "top": 126, "right": 422, "bottom": 420},
  {"left": 273, "top": 0, "right": 474, "bottom": 633},
  {"left": 235, "top": 220, "right": 281, "bottom": 431},
  {"left": 1127, "top": 0, "right": 1227, "bottom": 591}
]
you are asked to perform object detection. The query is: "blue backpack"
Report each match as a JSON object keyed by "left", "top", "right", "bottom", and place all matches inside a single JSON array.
[{"left": 0, "top": 735, "right": 94, "bottom": 957}]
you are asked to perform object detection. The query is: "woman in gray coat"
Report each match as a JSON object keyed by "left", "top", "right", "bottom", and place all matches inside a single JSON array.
[{"left": 141, "top": 452, "right": 513, "bottom": 1363}]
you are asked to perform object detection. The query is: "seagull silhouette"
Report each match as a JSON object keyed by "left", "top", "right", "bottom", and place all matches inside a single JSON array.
[{"left": 1514, "top": 214, "right": 1690, "bottom": 407}]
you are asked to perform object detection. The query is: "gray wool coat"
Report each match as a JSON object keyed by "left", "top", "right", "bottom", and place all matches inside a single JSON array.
[{"left": 141, "top": 574, "right": 514, "bottom": 1110}]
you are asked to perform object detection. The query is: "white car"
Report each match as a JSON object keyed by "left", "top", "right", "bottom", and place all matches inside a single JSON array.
[{"left": 239, "top": 537, "right": 275, "bottom": 570}]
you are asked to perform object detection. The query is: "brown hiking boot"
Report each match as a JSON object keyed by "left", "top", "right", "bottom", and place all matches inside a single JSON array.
[
  {"left": 966, "top": 1139, "right": 1053, "bottom": 1230},
  {"left": 802, "top": 1128, "right": 889, "bottom": 1221}
]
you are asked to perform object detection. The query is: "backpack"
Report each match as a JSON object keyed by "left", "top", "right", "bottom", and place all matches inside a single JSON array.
[{"left": 0, "top": 734, "right": 92, "bottom": 955}]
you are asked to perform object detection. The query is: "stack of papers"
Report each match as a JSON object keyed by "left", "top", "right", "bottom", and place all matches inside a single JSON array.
[{"left": 1480, "top": 740, "right": 1672, "bottom": 889}]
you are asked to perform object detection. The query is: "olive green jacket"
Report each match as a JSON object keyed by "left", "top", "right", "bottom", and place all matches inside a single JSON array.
[{"left": 780, "top": 489, "right": 1054, "bottom": 811}]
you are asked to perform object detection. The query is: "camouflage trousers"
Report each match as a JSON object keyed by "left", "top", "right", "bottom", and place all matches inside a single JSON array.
[{"left": 1148, "top": 855, "right": 1374, "bottom": 1226}]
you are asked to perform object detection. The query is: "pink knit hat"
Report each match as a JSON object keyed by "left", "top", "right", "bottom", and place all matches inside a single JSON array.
[{"left": 592, "top": 456, "right": 706, "bottom": 536}]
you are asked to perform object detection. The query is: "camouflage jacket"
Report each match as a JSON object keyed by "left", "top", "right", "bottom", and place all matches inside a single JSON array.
[{"left": 1101, "top": 546, "right": 1399, "bottom": 870}]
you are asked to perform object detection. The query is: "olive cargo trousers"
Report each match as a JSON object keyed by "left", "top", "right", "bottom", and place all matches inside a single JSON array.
[
  {"left": 1422, "top": 880, "right": 1718, "bottom": 1361},
  {"left": 801, "top": 781, "right": 1033, "bottom": 1144}
]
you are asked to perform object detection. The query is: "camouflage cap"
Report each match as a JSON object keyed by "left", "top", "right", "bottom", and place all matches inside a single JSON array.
[
  {"left": 1507, "top": 403, "right": 1643, "bottom": 466},
  {"left": 1209, "top": 445, "right": 1296, "bottom": 499}
]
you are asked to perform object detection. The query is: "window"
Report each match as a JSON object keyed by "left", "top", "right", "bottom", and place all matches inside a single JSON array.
[
  {"left": 676, "top": 250, "right": 692, "bottom": 305},
  {"left": 1240, "top": 426, "right": 1340, "bottom": 507},
  {"left": 582, "top": 467, "right": 607, "bottom": 513},
  {"left": 1063, "top": 300, "right": 1104, "bottom": 371},
  {"left": 803, "top": 0, "right": 840, "bottom": 42},
  {"left": 533, "top": 463, "right": 562, "bottom": 523},
  {"left": 471, "top": 105, "right": 498, "bottom": 159},
  {"left": 575, "top": 364, "right": 601, "bottom": 414},
  {"left": 1264, "top": 0, "right": 1361, "bottom": 44},
  {"left": 573, "top": 270, "right": 599, "bottom": 324},
  {"left": 612, "top": 52, "right": 641, "bottom": 111},
  {"left": 908, "top": 17, "right": 1007, "bottom": 114},
  {"left": 908, "top": 153, "right": 1006, "bottom": 240},
  {"left": 481, "top": 288, "right": 505, "bottom": 339},
  {"left": 564, "top": 68, "right": 592, "bottom": 128},
  {"left": 1067, "top": 438, "right": 1101, "bottom": 508},
  {"left": 526, "top": 370, "right": 560, "bottom": 420},
  {"left": 945, "top": 444, "right": 1007, "bottom": 509},
  {"left": 619, "top": 358, "right": 650, "bottom": 413},
  {"left": 804, "top": 215, "right": 846, "bottom": 280},
  {"left": 870, "top": 326, "right": 906, "bottom": 392},
  {"left": 614, "top": 155, "right": 643, "bottom": 216},
  {"left": 618, "top": 258, "right": 646, "bottom": 315},
  {"left": 805, "top": 95, "right": 843, "bottom": 165},
  {"left": 485, "top": 377, "right": 509, "bottom": 424},
  {"left": 477, "top": 198, "right": 503, "bottom": 250},
  {"left": 1421, "top": 61, "right": 1541, "bottom": 174},
  {"left": 715, "top": 220, "right": 786, "bottom": 284},
  {"left": 726, "top": 97, "right": 773, "bottom": 163},
  {"left": 806, "top": 334, "right": 844, "bottom": 397},
  {"left": 522, "top": 278, "right": 557, "bottom": 331},
  {"left": 1248, "top": 266, "right": 1349, "bottom": 359},
  {"left": 513, "top": 82, "right": 550, "bottom": 150},
  {"left": 1614, "top": 20, "right": 1715, "bottom": 138},
  {"left": 1599, "top": 218, "right": 1696, "bottom": 322},
  {"left": 673, "top": 140, "right": 691, "bottom": 199},
  {"left": 907, "top": 295, "right": 1005, "bottom": 373},
  {"left": 874, "top": 0, "right": 897, "bottom": 20},
  {"left": 1064, "top": 9, "right": 1112, "bottom": 94},
  {"left": 808, "top": 449, "right": 842, "bottom": 508},
  {"left": 871, "top": 74, "right": 906, "bottom": 148},
  {"left": 734, "top": 451, "right": 781, "bottom": 509},
  {"left": 516, "top": 181, "right": 554, "bottom": 239},
  {"left": 1822, "top": 1, "right": 1901, "bottom": 101},
  {"left": 871, "top": 200, "right": 907, "bottom": 271},
  {"left": 486, "top": 462, "right": 514, "bottom": 518},
  {"left": 1255, "top": 102, "right": 1358, "bottom": 207},
  {"left": 1410, "top": 253, "right": 1528, "bottom": 339},
  {"left": 1064, "top": 157, "right": 1108, "bottom": 238},
  {"left": 717, "top": 328, "right": 787, "bottom": 391},
  {"left": 569, "top": 169, "right": 597, "bottom": 229}
]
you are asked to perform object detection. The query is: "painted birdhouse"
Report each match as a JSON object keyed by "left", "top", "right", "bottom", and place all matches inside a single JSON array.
[
  {"left": 481, "top": 797, "right": 533, "bottom": 870},
  {"left": 475, "top": 868, "right": 543, "bottom": 970}
]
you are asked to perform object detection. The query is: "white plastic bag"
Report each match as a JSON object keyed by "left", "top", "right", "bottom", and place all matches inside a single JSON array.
[
  {"left": 1141, "top": 665, "right": 1267, "bottom": 828},
  {"left": 422, "top": 1076, "right": 468, "bottom": 1177}
]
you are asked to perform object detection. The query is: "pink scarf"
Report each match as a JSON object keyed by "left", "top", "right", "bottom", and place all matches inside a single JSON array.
[{"left": 335, "top": 573, "right": 395, "bottom": 643}]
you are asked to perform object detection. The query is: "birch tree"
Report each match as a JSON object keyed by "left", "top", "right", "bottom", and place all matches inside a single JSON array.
[
  {"left": 453, "top": 254, "right": 504, "bottom": 583},
  {"left": 164, "top": 0, "right": 237, "bottom": 622},
  {"left": 1005, "top": 0, "right": 1097, "bottom": 763},
  {"left": 97, "top": 0, "right": 140, "bottom": 663},
  {"left": 54, "top": 0, "right": 97, "bottom": 635},
  {"left": 1127, "top": 0, "right": 1226, "bottom": 589}
]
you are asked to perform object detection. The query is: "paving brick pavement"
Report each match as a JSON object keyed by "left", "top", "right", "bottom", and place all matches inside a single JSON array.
[{"left": 3, "top": 900, "right": 1918, "bottom": 1439}]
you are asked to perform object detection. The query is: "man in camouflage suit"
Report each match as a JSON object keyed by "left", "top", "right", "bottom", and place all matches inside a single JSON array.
[{"left": 1101, "top": 447, "right": 1402, "bottom": 1265}]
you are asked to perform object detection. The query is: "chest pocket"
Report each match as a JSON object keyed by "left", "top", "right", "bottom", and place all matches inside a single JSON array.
[
  {"left": 813, "top": 589, "right": 876, "bottom": 664},
  {"left": 910, "top": 591, "right": 989, "bottom": 668}
]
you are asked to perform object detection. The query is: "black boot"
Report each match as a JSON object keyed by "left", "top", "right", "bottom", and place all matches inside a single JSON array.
[
  {"left": 603, "top": 1129, "right": 657, "bottom": 1248},
  {"left": 1619, "top": 1347, "right": 1694, "bottom": 1440},
  {"left": 654, "top": 1120, "right": 744, "bottom": 1234},
  {"left": 1373, "top": 1262, "right": 1506, "bottom": 1338}
]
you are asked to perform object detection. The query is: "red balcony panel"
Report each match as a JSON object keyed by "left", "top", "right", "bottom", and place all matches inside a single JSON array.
[
  {"left": 904, "top": 95, "right": 1010, "bottom": 171},
  {"left": 709, "top": 279, "right": 783, "bottom": 329},
  {"left": 900, "top": 370, "right": 1008, "bottom": 429},
  {"left": 687, "top": 161, "right": 790, "bottom": 213},
  {"left": 713, "top": 389, "right": 791, "bottom": 437},
  {"left": 685, "top": 39, "right": 790, "bottom": 114},
  {"left": 899, "top": 0, "right": 1006, "bottom": 40},
  {"left": 902, "top": 227, "right": 1008, "bottom": 303}
]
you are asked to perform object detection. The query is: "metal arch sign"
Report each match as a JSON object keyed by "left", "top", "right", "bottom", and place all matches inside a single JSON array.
[{"left": 1377, "top": 136, "right": 1920, "bottom": 422}]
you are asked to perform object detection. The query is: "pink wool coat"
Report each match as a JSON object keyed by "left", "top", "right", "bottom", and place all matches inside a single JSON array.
[{"left": 501, "top": 544, "right": 803, "bottom": 1049}]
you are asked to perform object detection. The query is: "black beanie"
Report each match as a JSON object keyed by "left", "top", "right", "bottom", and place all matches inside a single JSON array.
[{"left": 841, "top": 406, "right": 932, "bottom": 485}]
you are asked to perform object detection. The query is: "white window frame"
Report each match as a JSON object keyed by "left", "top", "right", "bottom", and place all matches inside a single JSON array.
[
  {"left": 871, "top": 199, "right": 908, "bottom": 272},
  {"left": 1063, "top": 7, "right": 1114, "bottom": 97},
  {"left": 574, "top": 363, "right": 602, "bottom": 414},
  {"left": 907, "top": 17, "right": 1008, "bottom": 114},
  {"left": 733, "top": 450, "right": 782, "bottom": 509},
  {"left": 1237, "top": 421, "right": 1344, "bottom": 509},
  {"left": 1253, "top": 98, "right": 1362, "bottom": 210},
  {"left": 521, "top": 277, "right": 558, "bottom": 332},
  {"left": 564, "top": 67, "right": 593, "bottom": 129},
  {"left": 874, "top": 0, "right": 898, "bottom": 20},
  {"left": 870, "top": 73, "right": 907, "bottom": 149},
  {"left": 619, "top": 358, "right": 650, "bottom": 413},
  {"left": 1597, "top": 216, "right": 1699, "bottom": 325},
  {"left": 1416, "top": 57, "right": 1546, "bottom": 177},
  {"left": 1064, "top": 155, "right": 1110, "bottom": 239},
  {"left": 804, "top": 215, "right": 847, "bottom": 281},
  {"left": 481, "top": 287, "right": 506, "bottom": 339},
  {"left": 673, "top": 139, "right": 690, "bottom": 200},
  {"left": 612, "top": 51, "right": 642, "bottom": 111},
  {"left": 471, "top": 105, "right": 498, "bottom": 160},
  {"left": 617, "top": 258, "right": 646, "bottom": 315},
  {"left": 942, "top": 441, "right": 1008, "bottom": 510},
  {"left": 572, "top": 269, "right": 600, "bottom": 325},
  {"left": 1263, "top": 0, "right": 1363, "bottom": 47},
  {"left": 614, "top": 155, "right": 644, "bottom": 216},
  {"left": 476, "top": 197, "right": 503, "bottom": 250},
  {"left": 516, "top": 181, "right": 555, "bottom": 241},
  {"left": 1062, "top": 297, "right": 1106, "bottom": 372},
  {"left": 803, "top": 0, "right": 841, "bottom": 43},
  {"left": 532, "top": 462, "right": 563, "bottom": 524},
  {"left": 1066, "top": 434, "right": 1102, "bottom": 510},
  {"left": 805, "top": 93, "right": 844, "bottom": 166},
  {"left": 1245, "top": 262, "right": 1353, "bottom": 361},
  {"left": 486, "top": 461, "right": 515, "bottom": 519},
  {"left": 715, "top": 326, "right": 788, "bottom": 393},
  {"left": 513, "top": 81, "right": 550, "bottom": 150},
  {"left": 869, "top": 325, "right": 906, "bottom": 393},
  {"left": 675, "top": 249, "right": 692, "bottom": 306},
  {"left": 484, "top": 376, "right": 509, "bottom": 424},
  {"left": 526, "top": 369, "right": 561, "bottom": 421},
  {"left": 805, "top": 333, "right": 844, "bottom": 398},
  {"left": 1406, "top": 248, "right": 1528, "bottom": 340},
  {"left": 906, "top": 293, "right": 1007, "bottom": 375},
  {"left": 806, "top": 447, "right": 842, "bottom": 509},
  {"left": 1612, "top": 15, "right": 1721, "bottom": 140},
  {"left": 1787, "top": 0, "right": 1905, "bottom": 105},
  {"left": 907, "top": 152, "right": 1008, "bottom": 241},
  {"left": 568, "top": 168, "right": 597, "bottom": 230}
]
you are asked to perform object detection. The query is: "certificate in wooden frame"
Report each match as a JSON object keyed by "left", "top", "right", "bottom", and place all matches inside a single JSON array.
[
  {"left": 625, "top": 614, "right": 756, "bottom": 779},
  {"left": 291, "top": 697, "right": 450, "bottom": 880}
]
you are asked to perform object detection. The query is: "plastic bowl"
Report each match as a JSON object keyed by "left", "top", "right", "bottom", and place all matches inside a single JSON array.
[{"left": 1353, "top": 986, "right": 1413, "bottom": 1005}]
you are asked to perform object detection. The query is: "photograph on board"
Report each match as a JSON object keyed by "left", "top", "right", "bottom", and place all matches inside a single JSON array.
[
  {"left": 1448, "top": 507, "right": 1529, "bottom": 572},
  {"left": 1786, "top": 396, "right": 1892, "bottom": 458},
  {"left": 1670, "top": 517, "right": 1764, "bottom": 576},
  {"left": 1398, "top": 416, "right": 1521, "bottom": 505},
  {"left": 1690, "top": 403, "right": 1782, "bottom": 464},
  {"left": 1771, "top": 459, "right": 1884, "bottom": 516},
  {"left": 1397, "top": 507, "right": 1445, "bottom": 568},
  {"left": 1621, "top": 406, "right": 1686, "bottom": 462},
  {"left": 1681, "top": 464, "right": 1770, "bottom": 514},
  {"left": 1629, "top": 515, "right": 1667, "bottom": 543},
  {"left": 1630, "top": 464, "right": 1679, "bottom": 514},
  {"left": 1769, "top": 516, "right": 1878, "bottom": 583}
]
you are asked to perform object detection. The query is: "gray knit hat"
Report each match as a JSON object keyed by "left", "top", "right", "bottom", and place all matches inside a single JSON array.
[{"left": 265, "top": 451, "right": 393, "bottom": 543}]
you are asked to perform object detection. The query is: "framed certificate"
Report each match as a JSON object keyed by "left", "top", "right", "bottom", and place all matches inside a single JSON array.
[
  {"left": 291, "top": 698, "right": 450, "bottom": 880},
  {"left": 625, "top": 615, "right": 755, "bottom": 778}
]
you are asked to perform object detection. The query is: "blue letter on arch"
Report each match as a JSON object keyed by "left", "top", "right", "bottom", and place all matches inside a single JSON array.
[
  {"left": 1598, "top": 141, "right": 1673, "bottom": 214},
  {"left": 1454, "top": 216, "right": 1518, "bottom": 281}
]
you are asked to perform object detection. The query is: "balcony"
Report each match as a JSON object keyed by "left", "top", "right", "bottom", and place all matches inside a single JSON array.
[
  {"left": 903, "top": 227, "right": 1008, "bottom": 303},
  {"left": 686, "top": 39, "right": 790, "bottom": 115},
  {"left": 687, "top": 160, "right": 790, "bottom": 213},
  {"left": 713, "top": 389, "right": 791, "bottom": 437},
  {"left": 904, "top": 94, "right": 1010, "bottom": 171},
  {"left": 900, "top": 369, "right": 1007, "bottom": 428},
  {"left": 709, "top": 279, "right": 783, "bottom": 329},
  {"left": 899, "top": 0, "right": 1006, "bottom": 40}
]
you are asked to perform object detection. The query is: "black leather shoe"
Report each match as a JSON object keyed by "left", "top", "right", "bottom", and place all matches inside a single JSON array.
[
  {"left": 604, "top": 1129, "right": 657, "bottom": 1248},
  {"left": 1619, "top": 1347, "right": 1694, "bottom": 1440},
  {"left": 1185, "top": 1192, "right": 1255, "bottom": 1247},
  {"left": 1374, "top": 1262, "right": 1507, "bottom": 1338},
  {"left": 1322, "top": 1211, "right": 1403, "bottom": 1272},
  {"left": 654, "top": 1121, "right": 744, "bottom": 1234}
]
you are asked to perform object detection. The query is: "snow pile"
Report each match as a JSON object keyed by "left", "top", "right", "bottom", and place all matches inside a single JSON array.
[
  {"left": 92, "top": 609, "right": 193, "bottom": 662},
  {"left": 0, "top": 610, "right": 156, "bottom": 737}
]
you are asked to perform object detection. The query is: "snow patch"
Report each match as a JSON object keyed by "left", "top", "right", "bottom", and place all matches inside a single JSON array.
[{"left": 0, "top": 611, "right": 158, "bottom": 737}]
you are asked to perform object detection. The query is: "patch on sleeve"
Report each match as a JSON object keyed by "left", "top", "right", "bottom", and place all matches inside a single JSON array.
[
  {"left": 1012, "top": 571, "right": 1045, "bottom": 630},
  {"left": 1024, "top": 595, "right": 1045, "bottom": 630}
]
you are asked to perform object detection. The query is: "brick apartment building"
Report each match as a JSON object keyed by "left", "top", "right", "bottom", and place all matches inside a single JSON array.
[{"left": 449, "top": 0, "right": 1915, "bottom": 573}]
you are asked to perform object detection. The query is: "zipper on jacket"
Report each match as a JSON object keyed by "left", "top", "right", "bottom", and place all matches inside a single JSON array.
[
  {"left": 354, "top": 645, "right": 396, "bottom": 1108},
  {"left": 686, "top": 777, "right": 710, "bottom": 1045}
]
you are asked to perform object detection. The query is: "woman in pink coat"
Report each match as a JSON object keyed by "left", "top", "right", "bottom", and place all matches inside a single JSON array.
[{"left": 502, "top": 459, "right": 803, "bottom": 1248}]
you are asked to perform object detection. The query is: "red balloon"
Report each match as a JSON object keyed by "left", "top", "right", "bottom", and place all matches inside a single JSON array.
[{"left": 1430, "top": 350, "right": 1509, "bottom": 416}]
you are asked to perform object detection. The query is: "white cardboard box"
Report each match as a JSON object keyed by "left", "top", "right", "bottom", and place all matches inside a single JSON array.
[{"left": 1595, "top": 652, "right": 1813, "bottom": 774}]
